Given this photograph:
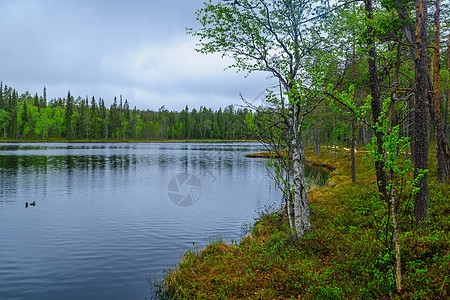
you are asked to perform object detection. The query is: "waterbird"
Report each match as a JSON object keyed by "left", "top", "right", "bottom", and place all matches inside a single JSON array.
[
  {"left": 25, "top": 202, "right": 28, "bottom": 208},
  {"left": 29, "top": 201, "right": 36, "bottom": 207}
]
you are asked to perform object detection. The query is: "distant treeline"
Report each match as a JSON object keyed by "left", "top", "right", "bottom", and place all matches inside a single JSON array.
[{"left": 0, "top": 82, "right": 254, "bottom": 140}]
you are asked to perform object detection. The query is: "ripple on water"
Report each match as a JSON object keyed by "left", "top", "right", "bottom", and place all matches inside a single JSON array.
[{"left": 0, "top": 142, "right": 279, "bottom": 299}]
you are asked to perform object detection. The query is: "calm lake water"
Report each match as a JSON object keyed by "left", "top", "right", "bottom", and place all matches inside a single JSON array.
[{"left": 0, "top": 142, "right": 284, "bottom": 300}]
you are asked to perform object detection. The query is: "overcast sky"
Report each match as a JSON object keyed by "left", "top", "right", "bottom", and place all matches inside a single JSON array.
[{"left": 0, "top": 0, "right": 270, "bottom": 111}]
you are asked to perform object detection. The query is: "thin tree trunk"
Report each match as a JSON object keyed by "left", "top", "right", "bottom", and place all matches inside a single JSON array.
[
  {"left": 430, "top": 0, "right": 449, "bottom": 183},
  {"left": 391, "top": 187, "right": 402, "bottom": 292},
  {"left": 314, "top": 122, "right": 320, "bottom": 156},
  {"left": 409, "top": 94, "right": 416, "bottom": 164},
  {"left": 404, "top": 109, "right": 409, "bottom": 159},
  {"left": 334, "top": 115, "right": 337, "bottom": 159},
  {"left": 289, "top": 98, "right": 310, "bottom": 238},
  {"left": 351, "top": 112, "right": 356, "bottom": 183},
  {"left": 351, "top": 42, "right": 357, "bottom": 183},
  {"left": 364, "top": 0, "right": 388, "bottom": 200},
  {"left": 445, "top": 34, "right": 449, "bottom": 137},
  {"left": 413, "top": 0, "right": 430, "bottom": 227}
]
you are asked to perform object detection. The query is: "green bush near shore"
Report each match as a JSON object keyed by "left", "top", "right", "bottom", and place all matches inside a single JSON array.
[{"left": 153, "top": 148, "right": 449, "bottom": 299}]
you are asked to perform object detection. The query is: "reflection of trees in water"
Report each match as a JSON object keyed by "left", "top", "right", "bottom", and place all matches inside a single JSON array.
[
  {"left": 0, "top": 156, "right": 19, "bottom": 201},
  {"left": 187, "top": 146, "right": 252, "bottom": 181},
  {"left": 0, "top": 153, "right": 137, "bottom": 203},
  {"left": 0, "top": 155, "right": 51, "bottom": 202},
  {"left": 0, "top": 155, "right": 134, "bottom": 172},
  {"left": 0, "top": 143, "right": 263, "bottom": 203}
]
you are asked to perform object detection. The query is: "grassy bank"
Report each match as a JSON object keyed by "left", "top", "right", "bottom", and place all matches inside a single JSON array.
[{"left": 154, "top": 147, "right": 449, "bottom": 299}]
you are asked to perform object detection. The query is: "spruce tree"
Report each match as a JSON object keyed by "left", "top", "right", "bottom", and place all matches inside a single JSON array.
[
  {"left": 65, "top": 90, "right": 73, "bottom": 138},
  {"left": 42, "top": 86, "right": 47, "bottom": 108}
]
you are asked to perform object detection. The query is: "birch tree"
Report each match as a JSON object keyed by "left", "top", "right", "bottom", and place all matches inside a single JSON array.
[{"left": 189, "top": 0, "right": 333, "bottom": 237}]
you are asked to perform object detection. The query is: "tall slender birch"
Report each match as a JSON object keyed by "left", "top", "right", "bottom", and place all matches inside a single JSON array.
[{"left": 189, "top": 0, "right": 332, "bottom": 237}]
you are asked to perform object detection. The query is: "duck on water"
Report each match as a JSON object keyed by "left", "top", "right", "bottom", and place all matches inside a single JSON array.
[{"left": 25, "top": 201, "right": 36, "bottom": 208}]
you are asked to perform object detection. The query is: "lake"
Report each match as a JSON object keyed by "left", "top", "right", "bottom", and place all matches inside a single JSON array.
[{"left": 0, "top": 142, "right": 283, "bottom": 299}]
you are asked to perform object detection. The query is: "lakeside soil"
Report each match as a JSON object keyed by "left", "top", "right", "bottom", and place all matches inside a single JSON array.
[{"left": 154, "top": 146, "right": 449, "bottom": 299}]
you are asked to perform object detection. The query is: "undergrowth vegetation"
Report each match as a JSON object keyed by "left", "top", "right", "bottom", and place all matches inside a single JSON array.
[{"left": 153, "top": 147, "right": 449, "bottom": 299}]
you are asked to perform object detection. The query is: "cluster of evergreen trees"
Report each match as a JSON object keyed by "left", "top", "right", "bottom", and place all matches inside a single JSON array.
[{"left": 0, "top": 82, "right": 254, "bottom": 140}]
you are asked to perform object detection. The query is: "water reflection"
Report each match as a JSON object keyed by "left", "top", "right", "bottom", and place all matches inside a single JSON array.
[
  {"left": 0, "top": 155, "right": 137, "bottom": 174},
  {"left": 0, "top": 145, "right": 328, "bottom": 204},
  {"left": 0, "top": 142, "right": 285, "bottom": 299}
]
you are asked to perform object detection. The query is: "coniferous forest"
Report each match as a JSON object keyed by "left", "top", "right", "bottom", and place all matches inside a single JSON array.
[
  {"left": 0, "top": 82, "right": 255, "bottom": 140},
  {"left": 0, "top": 81, "right": 386, "bottom": 146},
  {"left": 3, "top": 79, "right": 438, "bottom": 151}
]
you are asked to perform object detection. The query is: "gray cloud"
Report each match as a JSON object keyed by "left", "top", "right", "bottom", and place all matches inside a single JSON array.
[{"left": 0, "top": 0, "right": 270, "bottom": 111}]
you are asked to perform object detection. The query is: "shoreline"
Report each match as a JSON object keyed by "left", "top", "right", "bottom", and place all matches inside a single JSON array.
[
  {"left": 0, "top": 139, "right": 258, "bottom": 144},
  {"left": 245, "top": 150, "right": 337, "bottom": 171}
]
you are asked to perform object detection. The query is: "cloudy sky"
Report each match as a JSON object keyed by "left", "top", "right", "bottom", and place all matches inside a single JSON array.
[{"left": 0, "top": 0, "right": 270, "bottom": 111}]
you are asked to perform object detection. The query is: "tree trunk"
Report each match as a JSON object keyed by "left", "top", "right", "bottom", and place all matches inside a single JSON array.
[
  {"left": 395, "top": 0, "right": 418, "bottom": 59},
  {"left": 289, "top": 99, "right": 310, "bottom": 238},
  {"left": 351, "top": 112, "right": 356, "bottom": 183},
  {"left": 436, "top": 0, "right": 449, "bottom": 183},
  {"left": 413, "top": 0, "right": 430, "bottom": 227},
  {"left": 429, "top": 0, "right": 449, "bottom": 183},
  {"left": 285, "top": 191, "right": 295, "bottom": 237},
  {"left": 409, "top": 94, "right": 416, "bottom": 164},
  {"left": 351, "top": 43, "right": 357, "bottom": 183},
  {"left": 404, "top": 106, "right": 409, "bottom": 160},
  {"left": 334, "top": 115, "right": 337, "bottom": 159},
  {"left": 396, "top": 0, "right": 449, "bottom": 183},
  {"left": 364, "top": 0, "right": 388, "bottom": 200},
  {"left": 391, "top": 188, "right": 402, "bottom": 292},
  {"left": 445, "top": 35, "right": 449, "bottom": 137},
  {"left": 314, "top": 122, "right": 320, "bottom": 156}
]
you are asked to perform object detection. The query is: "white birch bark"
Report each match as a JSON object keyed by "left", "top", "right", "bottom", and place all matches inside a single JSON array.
[{"left": 289, "top": 99, "right": 311, "bottom": 238}]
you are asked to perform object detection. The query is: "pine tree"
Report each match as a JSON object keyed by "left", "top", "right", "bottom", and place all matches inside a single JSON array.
[
  {"left": 65, "top": 90, "right": 73, "bottom": 138},
  {"left": 184, "top": 105, "right": 189, "bottom": 139},
  {"left": 42, "top": 86, "right": 47, "bottom": 108},
  {"left": 123, "top": 99, "right": 130, "bottom": 138},
  {"left": 90, "top": 96, "right": 98, "bottom": 139},
  {"left": 0, "top": 81, "right": 3, "bottom": 110},
  {"left": 34, "top": 93, "right": 40, "bottom": 110}
]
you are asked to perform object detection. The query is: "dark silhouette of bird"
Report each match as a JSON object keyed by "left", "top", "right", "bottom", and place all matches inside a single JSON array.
[{"left": 25, "top": 201, "right": 37, "bottom": 208}]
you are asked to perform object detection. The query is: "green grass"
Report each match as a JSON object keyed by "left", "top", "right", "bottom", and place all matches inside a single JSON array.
[{"left": 153, "top": 147, "right": 449, "bottom": 299}]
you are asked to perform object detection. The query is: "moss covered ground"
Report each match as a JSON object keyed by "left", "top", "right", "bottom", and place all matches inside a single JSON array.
[{"left": 154, "top": 146, "right": 449, "bottom": 299}]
